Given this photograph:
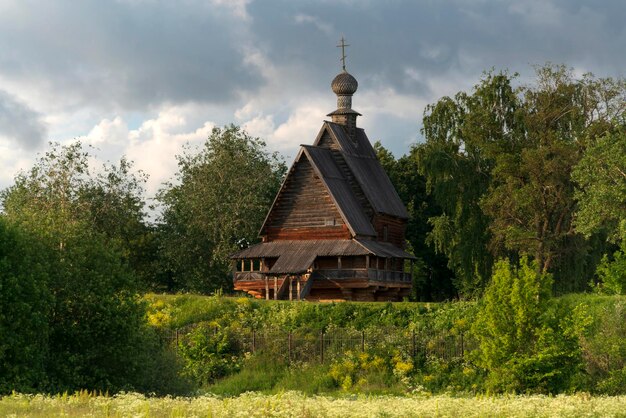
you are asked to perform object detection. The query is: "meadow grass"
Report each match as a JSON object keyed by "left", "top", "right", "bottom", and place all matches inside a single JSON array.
[{"left": 2, "top": 391, "right": 626, "bottom": 417}]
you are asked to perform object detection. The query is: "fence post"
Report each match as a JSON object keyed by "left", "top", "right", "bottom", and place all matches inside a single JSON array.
[
  {"left": 460, "top": 330, "right": 464, "bottom": 358},
  {"left": 361, "top": 330, "right": 365, "bottom": 352},
  {"left": 320, "top": 331, "right": 324, "bottom": 364}
]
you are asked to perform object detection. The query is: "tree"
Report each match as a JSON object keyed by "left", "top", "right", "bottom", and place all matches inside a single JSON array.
[
  {"left": 1, "top": 142, "right": 153, "bottom": 392},
  {"left": 158, "top": 125, "right": 286, "bottom": 293},
  {"left": 573, "top": 130, "right": 626, "bottom": 243},
  {"left": 573, "top": 130, "right": 626, "bottom": 294},
  {"left": 80, "top": 157, "right": 157, "bottom": 287},
  {"left": 482, "top": 67, "right": 624, "bottom": 290},
  {"left": 374, "top": 142, "right": 456, "bottom": 300},
  {"left": 418, "top": 65, "right": 625, "bottom": 295},
  {"left": 0, "top": 217, "right": 51, "bottom": 393},
  {"left": 417, "top": 71, "right": 517, "bottom": 295}
]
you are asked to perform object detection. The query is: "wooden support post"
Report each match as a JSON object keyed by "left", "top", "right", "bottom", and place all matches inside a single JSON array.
[
  {"left": 338, "top": 256, "right": 342, "bottom": 270},
  {"left": 366, "top": 255, "right": 370, "bottom": 269},
  {"left": 297, "top": 278, "right": 301, "bottom": 301},
  {"left": 265, "top": 277, "right": 269, "bottom": 300},
  {"left": 241, "top": 259, "right": 244, "bottom": 272},
  {"left": 274, "top": 277, "right": 278, "bottom": 300},
  {"left": 289, "top": 276, "right": 293, "bottom": 301}
]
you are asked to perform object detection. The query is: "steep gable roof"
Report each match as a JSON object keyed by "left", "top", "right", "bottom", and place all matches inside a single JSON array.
[
  {"left": 313, "top": 122, "right": 409, "bottom": 219},
  {"left": 302, "top": 146, "right": 375, "bottom": 237},
  {"left": 259, "top": 146, "right": 376, "bottom": 238}
]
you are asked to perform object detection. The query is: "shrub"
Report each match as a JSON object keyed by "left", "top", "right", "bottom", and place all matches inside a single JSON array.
[{"left": 177, "top": 322, "right": 243, "bottom": 386}]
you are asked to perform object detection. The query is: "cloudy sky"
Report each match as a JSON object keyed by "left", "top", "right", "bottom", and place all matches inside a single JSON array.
[{"left": 0, "top": 0, "right": 624, "bottom": 198}]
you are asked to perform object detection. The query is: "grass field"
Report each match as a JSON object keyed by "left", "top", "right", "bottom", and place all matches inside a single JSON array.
[{"left": 2, "top": 391, "right": 626, "bottom": 418}]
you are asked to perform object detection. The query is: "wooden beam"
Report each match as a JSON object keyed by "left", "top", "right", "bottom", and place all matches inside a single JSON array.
[
  {"left": 289, "top": 276, "right": 293, "bottom": 301},
  {"left": 274, "top": 277, "right": 278, "bottom": 300},
  {"left": 265, "top": 277, "right": 269, "bottom": 300},
  {"left": 338, "top": 256, "right": 342, "bottom": 270},
  {"left": 297, "top": 278, "right": 301, "bottom": 301}
]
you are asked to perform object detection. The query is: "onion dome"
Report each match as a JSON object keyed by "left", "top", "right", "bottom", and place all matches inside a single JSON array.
[{"left": 331, "top": 70, "right": 358, "bottom": 95}]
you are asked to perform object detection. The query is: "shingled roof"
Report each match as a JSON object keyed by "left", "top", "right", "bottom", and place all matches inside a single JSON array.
[
  {"left": 301, "top": 145, "right": 375, "bottom": 237},
  {"left": 315, "top": 122, "right": 409, "bottom": 220},
  {"left": 259, "top": 121, "right": 409, "bottom": 240},
  {"left": 231, "top": 239, "right": 415, "bottom": 274}
]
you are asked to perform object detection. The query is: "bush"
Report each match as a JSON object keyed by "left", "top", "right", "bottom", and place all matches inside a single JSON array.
[
  {"left": 472, "top": 257, "right": 583, "bottom": 393},
  {"left": 595, "top": 248, "right": 626, "bottom": 295},
  {"left": 177, "top": 322, "right": 243, "bottom": 386}
]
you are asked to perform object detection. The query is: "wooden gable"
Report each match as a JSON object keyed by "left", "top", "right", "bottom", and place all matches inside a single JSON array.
[{"left": 262, "top": 152, "right": 351, "bottom": 241}]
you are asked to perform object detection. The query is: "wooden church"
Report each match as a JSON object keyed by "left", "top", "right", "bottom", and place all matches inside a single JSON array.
[{"left": 231, "top": 51, "right": 414, "bottom": 301}]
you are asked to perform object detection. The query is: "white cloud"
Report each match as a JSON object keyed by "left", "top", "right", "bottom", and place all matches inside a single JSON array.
[
  {"left": 210, "top": 0, "right": 252, "bottom": 21},
  {"left": 294, "top": 14, "right": 334, "bottom": 35},
  {"left": 76, "top": 105, "right": 218, "bottom": 198}
]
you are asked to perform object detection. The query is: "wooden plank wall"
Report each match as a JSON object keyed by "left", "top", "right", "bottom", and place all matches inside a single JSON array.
[
  {"left": 372, "top": 214, "right": 407, "bottom": 248},
  {"left": 265, "top": 155, "right": 351, "bottom": 241}
]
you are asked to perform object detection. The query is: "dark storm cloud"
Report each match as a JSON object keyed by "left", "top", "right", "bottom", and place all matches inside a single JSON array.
[
  {"left": 0, "top": 0, "right": 262, "bottom": 111},
  {"left": 0, "top": 0, "right": 624, "bottom": 121},
  {"left": 246, "top": 0, "right": 626, "bottom": 94},
  {"left": 0, "top": 90, "right": 46, "bottom": 149}
]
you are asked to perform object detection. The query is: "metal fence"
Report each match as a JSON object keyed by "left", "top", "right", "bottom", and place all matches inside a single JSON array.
[{"left": 160, "top": 325, "right": 472, "bottom": 364}]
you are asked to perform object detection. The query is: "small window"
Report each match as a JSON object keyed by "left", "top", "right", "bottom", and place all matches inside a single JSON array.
[
  {"left": 324, "top": 218, "right": 337, "bottom": 226},
  {"left": 383, "top": 225, "right": 389, "bottom": 241}
]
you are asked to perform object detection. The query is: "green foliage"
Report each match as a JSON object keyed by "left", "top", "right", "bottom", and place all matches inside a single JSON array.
[
  {"left": 328, "top": 351, "right": 404, "bottom": 393},
  {"left": 177, "top": 322, "right": 243, "bottom": 386},
  {"left": 374, "top": 142, "right": 456, "bottom": 300},
  {"left": 594, "top": 248, "right": 626, "bottom": 295},
  {"left": 0, "top": 217, "right": 51, "bottom": 393},
  {"left": 0, "top": 142, "right": 160, "bottom": 394},
  {"left": 418, "top": 65, "right": 625, "bottom": 296},
  {"left": 412, "top": 357, "right": 482, "bottom": 394},
  {"left": 158, "top": 125, "right": 286, "bottom": 293},
  {"left": 573, "top": 131, "right": 626, "bottom": 241},
  {"left": 571, "top": 298, "right": 626, "bottom": 394},
  {"left": 472, "top": 258, "right": 583, "bottom": 393}
]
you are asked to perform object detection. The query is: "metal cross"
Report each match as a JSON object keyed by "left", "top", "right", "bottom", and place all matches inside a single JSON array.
[{"left": 337, "top": 37, "right": 350, "bottom": 71}]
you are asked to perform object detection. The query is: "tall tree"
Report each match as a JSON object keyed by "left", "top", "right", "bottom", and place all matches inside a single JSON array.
[
  {"left": 418, "top": 65, "right": 625, "bottom": 295},
  {"left": 1, "top": 142, "right": 152, "bottom": 392},
  {"left": 158, "top": 125, "right": 286, "bottom": 293},
  {"left": 417, "top": 71, "right": 518, "bottom": 296},
  {"left": 374, "top": 142, "right": 456, "bottom": 300},
  {"left": 481, "top": 66, "right": 625, "bottom": 292}
]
